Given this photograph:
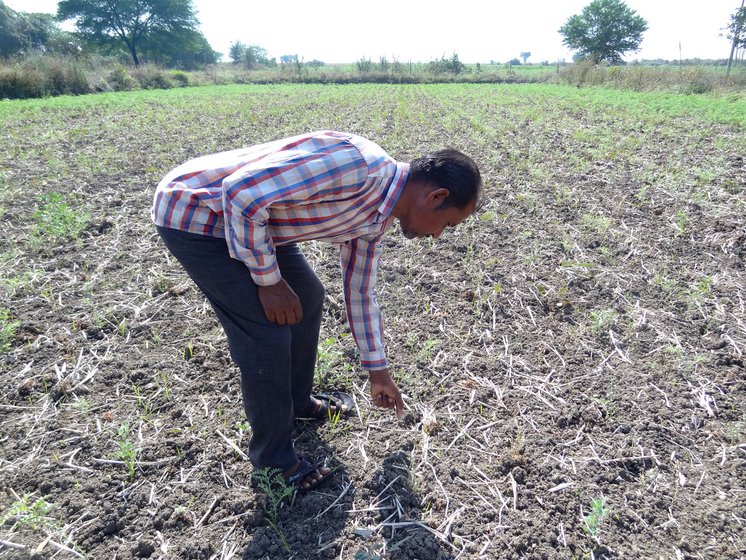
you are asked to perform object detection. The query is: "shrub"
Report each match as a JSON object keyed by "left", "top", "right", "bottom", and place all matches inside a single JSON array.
[
  {"left": 0, "top": 64, "right": 49, "bottom": 99},
  {"left": 131, "top": 64, "right": 173, "bottom": 89},
  {"left": 108, "top": 65, "right": 136, "bottom": 91},
  {"left": 170, "top": 70, "right": 190, "bottom": 87}
]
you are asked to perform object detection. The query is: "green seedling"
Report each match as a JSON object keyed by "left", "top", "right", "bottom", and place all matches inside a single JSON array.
[
  {"left": 673, "top": 209, "right": 688, "bottom": 237},
  {"left": 0, "top": 307, "right": 20, "bottom": 353},
  {"left": 590, "top": 309, "right": 617, "bottom": 333},
  {"left": 113, "top": 423, "right": 138, "bottom": 480},
  {"left": 31, "top": 192, "right": 89, "bottom": 245},
  {"left": 0, "top": 494, "right": 55, "bottom": 531},
  {"left": 252, "top": 467, "right": 295, "bottom": 553},
  {"left": 582, "top": 497, "right": 608, "bottom": 539}
]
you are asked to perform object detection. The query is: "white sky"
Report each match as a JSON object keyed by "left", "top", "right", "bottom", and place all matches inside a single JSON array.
[{"left": 7, "top": 0, "right": 739, "bottom": 63}]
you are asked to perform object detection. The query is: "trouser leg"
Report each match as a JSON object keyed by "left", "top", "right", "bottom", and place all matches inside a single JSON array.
[
  {"left": 279, "top": 245, "right": 325, "bottom": 417},
  {"left": 155, "top": 226, "right": 324, "bottom": 469}
]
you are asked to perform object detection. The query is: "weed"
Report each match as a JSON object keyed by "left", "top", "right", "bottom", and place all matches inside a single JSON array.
[
  {"left": 590, "top": 309, "right": 618, "bottom": 333},
  {"left": 252, "top": 467, "right": 295, "bottom": 553},
  {"left": 0, "top": 307, "right": 20, "bottom": 352},
  {"left": 582, "top": 496, "right": 608, "bottom": 539},
  {"left": 113, "top": 423, "right": 138, "bottom": 480},
  {"left": 581, "top": 212, "right": 612, "bottom": 235},
  {"left": 315, "top": 335, "right": 353, "bottom": 386},
  {"left": 31, "top": 192, "right": 89, "bottom": 245},
  {"left": 184, "top": 341, "right": 194, "bottom": 360},
  {"left": 132, "top": 385, "right": 153, "bottom": 417},
  {"left": 688, "top": 275, "right": 714, "bottom": 300},
  {"left": 155, "top": 370, "right": 172, "bottom": 400},
  {"left": 71, "top": 398, "right": 92, "bottom": 412},
  {"left": 0, "top": 494, "right": 55, "bottom": 531}
]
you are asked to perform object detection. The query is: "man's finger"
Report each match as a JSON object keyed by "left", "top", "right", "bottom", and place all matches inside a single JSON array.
[{"left": 394, "top": 393, "right": 404, "bottom": 418}]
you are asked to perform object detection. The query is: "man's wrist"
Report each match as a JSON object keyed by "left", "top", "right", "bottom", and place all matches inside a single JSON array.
[{"left": 368, "top": 368, "right": 390, "bottom": 381}]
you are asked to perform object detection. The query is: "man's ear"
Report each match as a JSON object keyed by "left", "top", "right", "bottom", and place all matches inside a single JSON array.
[{"left": 427, "top": 187, "right": 450, "bottom": 204}]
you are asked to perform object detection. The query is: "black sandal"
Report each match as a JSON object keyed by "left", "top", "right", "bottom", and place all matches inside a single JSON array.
[
  {"left": 296, "top": 391, "right": 355, "bottom": 421},
  {"left": 285, "top": 457, "right": 332, "bottom": 490}
]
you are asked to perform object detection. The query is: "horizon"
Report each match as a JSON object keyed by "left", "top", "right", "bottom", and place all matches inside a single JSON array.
[{"left": 6, "top": 0, "right": 741, "bottom": 65}]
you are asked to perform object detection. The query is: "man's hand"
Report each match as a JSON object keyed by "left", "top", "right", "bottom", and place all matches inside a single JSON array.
[
  {"left": 369, "top": 369, "right": 404, "bottom": 418},
  {"left": 257, "top": 279, "right": 302, "bottom": 325}
]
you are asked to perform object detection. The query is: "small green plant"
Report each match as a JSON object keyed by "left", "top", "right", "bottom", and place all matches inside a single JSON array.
[
  {"left": 155, "top": 371, "right": 172, "bottom": 401},
  {"left": 71, "top": 398, "right": 92, "bottom": 412},
  {"left": 688, "top": 275, "right": 714, "bottom": 300},
  {"left": 252, "top": 467, "right": 295, "bottom": 553},
  {"left": 31, "top": 192, "right": 89, "bottom": 244},
  {"left": 113, "top": 423, "right": 138, "bottom": 480},
  {"left": 132, "top": 385, "right": 153, "bottom": 417},
  {"left": 315, "top": 336, "right": 353, "bottom": 386},
  {"left": 0, "top": 307, "right": 20, "bottom": 353},
  {"left": 581, "top": 212, "right": 612, "bottom": 235},
  {"left": 582, "top": 497, "right": 608, "bottom": 539},
  {"left": 589, "top": 309, "right": 618, "bottom": 333},
  {"left": 417, "top": 339, "right": 440, "bottom": 362},
  {"left": 0, "top": 494, "right": 55, "bottom": 531}
]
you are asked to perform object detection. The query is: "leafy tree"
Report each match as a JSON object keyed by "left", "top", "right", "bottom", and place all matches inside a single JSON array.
[
  {"left": 0, "top": 1, "right": 61, "bottom": 56},
  {"left": 229, "top": 40, "right": 245, "bottom": 64},
  {"left": 520, "top": 51, "right": 531, "bottom": 64},
  {"left": 229, "top": 41, "right": 274, "bottom": 68},
  {"left": 142, "top": 27, "right": 218, "bottom": 69},
  {"left": 56, "top": 0, "right": 200, "bottom": 67},
  {"left": 559, "top": 0, "right": 648, "bottom": 64}
]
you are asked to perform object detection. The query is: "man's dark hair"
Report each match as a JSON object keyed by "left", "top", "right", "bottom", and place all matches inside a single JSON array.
[{"left": 408, "top": 148, "right": 483, "bottom": 211}]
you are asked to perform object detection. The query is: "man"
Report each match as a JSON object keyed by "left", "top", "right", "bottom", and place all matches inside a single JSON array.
[{"left": 153, "top": 130, "right": 482, "bottom": 489}]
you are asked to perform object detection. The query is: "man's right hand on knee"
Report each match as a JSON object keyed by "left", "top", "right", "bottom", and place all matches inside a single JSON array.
[{"left": 258, "top": 279, "right": 303, "bottom": 325}]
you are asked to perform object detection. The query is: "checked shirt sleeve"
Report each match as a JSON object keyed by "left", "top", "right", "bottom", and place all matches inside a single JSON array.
[
  {"left": 221, "top": 141, "right": 367, "bottom": 286},
  {"left": 340, "top": 234, "right": 388, "bottom": 370}
]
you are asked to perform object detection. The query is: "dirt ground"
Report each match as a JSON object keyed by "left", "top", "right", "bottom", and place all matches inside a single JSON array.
[{"left": 0, "top": 84, "right": 744, "bottom": 559}]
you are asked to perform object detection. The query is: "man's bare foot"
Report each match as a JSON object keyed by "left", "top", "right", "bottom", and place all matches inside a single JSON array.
[
  {"left": 309, "top": 396, "right": 348, "bottom": 416},
  {"left": 297, "top": 391, "right": 354, "bottom": 420},
  {"left": 283, "top": 459, "right": 332, "bottom": 490}
]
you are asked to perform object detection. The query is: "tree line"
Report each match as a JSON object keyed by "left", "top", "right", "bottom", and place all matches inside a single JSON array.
[{"left": 1, "top": 0, "right": 744, "bottom": 74}]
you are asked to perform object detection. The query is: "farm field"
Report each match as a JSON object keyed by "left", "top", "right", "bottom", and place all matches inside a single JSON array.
[{"left": 0, "top": 83, "right": 744, "bottom": 560}]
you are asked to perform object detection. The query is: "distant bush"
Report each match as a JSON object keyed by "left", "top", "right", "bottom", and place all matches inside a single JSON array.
[
  {"left": 554, "top": 60, "right": 745, "bottom": 93},
  {"left": 170, "top": 70, "right": 190, "bottom": 87},
  {"left": 0, "top": 64, "right": 48, "bottom": 99},
  {"left": 108, "top": 65, "right": 136, "bottom": 91},
  {"left": 131, "top": 64, "right": 173, "bottom": 89},
  {"left": 0, "top": 55, "right": 90, "bottom": 98}
]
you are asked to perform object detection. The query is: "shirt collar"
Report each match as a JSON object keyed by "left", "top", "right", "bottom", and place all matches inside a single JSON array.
[{"left": 378, "top": 162, "right": 409, "bottom": 217}]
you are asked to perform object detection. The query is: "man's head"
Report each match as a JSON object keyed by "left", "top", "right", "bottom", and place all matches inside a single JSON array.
[{"left": 395, "top": 148, "right": 483, "bottom": 240}]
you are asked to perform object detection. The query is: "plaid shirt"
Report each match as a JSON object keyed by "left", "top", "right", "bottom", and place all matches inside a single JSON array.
[{"left": 152, "top": 131, "right": 409, "bottom": 370}]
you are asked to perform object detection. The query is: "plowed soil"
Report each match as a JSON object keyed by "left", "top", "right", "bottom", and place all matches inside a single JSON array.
[{"left": 0, "top": 83, "right": 744, "bottom": 560}]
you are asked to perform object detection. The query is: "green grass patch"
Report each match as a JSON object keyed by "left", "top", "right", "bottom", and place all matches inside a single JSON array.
[
  {"left": 31, "top": 192, "right": 89, "bottom": 247},
  {"left": 0, "top": 307, "right": 20, "bottom": 352}
]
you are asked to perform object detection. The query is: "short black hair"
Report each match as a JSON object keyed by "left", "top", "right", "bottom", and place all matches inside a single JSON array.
[{"left": 408, "top": 148, "right": 483, "bottom": 211}]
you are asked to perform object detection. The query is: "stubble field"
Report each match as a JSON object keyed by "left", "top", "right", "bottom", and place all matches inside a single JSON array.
[{"left": 0, "top": 83, "right": 744, "bottom": 560}]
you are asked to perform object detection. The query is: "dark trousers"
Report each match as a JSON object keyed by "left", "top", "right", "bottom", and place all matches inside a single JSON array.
[{"left": 156, "top": 226, "right": 324, "bottom": 470}]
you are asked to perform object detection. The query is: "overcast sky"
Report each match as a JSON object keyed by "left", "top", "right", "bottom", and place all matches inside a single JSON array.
[{"left": 7, "top": 0, "right": 740, "bottom": 63}]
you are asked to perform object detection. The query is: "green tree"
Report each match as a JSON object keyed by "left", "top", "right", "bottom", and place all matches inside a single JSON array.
[
  {"left": 229, "top": 40, "right": 245, "bottom": 64},
  {"left": 142, "top": 27, "right": 218, "bottom": 69},
  {"left": 229, "top": 41, "right": 274, "bottom": 68},
  {"left": 56, "top": 0, "right": 200, "bottom": 67},
  {"left": 0, "top": 1, "right": 61, "bottom": 56},
  {"left": 559, "top": 0, "right": 648, "bottom": 64}
]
